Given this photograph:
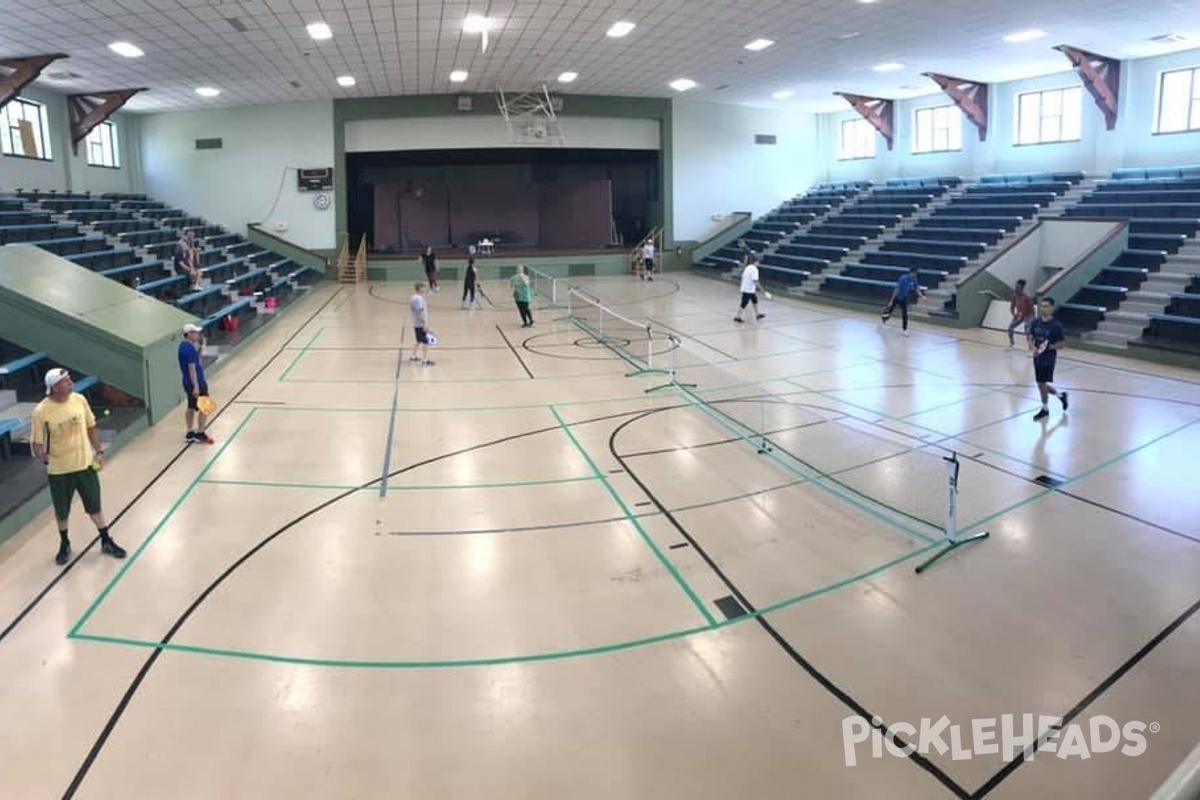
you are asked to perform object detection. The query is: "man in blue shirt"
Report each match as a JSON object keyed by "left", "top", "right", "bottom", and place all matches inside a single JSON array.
[
  {"left": 179, "top": 323, "right": 214, "bottom": 443},
  {"left": 881, "top": 267, "right": 925, "bottom": 335},
  {"left": 1027, "top": 297, "right": 1069, "bottom": 421}
]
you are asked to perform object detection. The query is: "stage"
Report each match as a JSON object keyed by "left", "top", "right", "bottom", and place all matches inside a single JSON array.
[{"left": 362, "top": 245, "right": 634, "bottom": 283}]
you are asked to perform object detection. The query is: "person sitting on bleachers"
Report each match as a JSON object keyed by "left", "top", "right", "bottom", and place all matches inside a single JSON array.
[{"left": 173, "top": 230, "right": 202, "bottom": 290}]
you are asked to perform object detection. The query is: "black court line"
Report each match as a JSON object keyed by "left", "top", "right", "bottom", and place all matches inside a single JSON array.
[
  {"left": 496, "top": 324, "right": 535, "bottom": 379},
  {"left": 0, "top": 286, "right": 345, "bottom": 650},
  {"left": 608, "top": 410, "right": 971, "bottom": 799},
  {"left": 61, "top": 400, "right": 700, "bottom": 796},
  {"left": 646, "top": 316, "right": 739, "bottom": 361},
  {"left": 971, "top": 594, "right": 1200, "bottom": 798}
]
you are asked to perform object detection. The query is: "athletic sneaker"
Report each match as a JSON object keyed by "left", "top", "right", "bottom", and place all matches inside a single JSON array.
[
  {"left": 423, "top": 360, "right": 435, "bottom": 366},
  {"left": 195, "top": 432, "right": 214, "bottom": 444},
  {"left": 755, "top": 313, "right": 765, "bottom": 320},
  {"left": 1033, "top": 408, "right": 1049, "bottom": 421},
  {"left": 1060, "top": 391, "right": 1069, "bottom": 411},
  {"left": 101, "top": 538, "right": 127, "bottom": 559},
  {"left": 55, "top": 540, "right": 71, "bottom": 566}
]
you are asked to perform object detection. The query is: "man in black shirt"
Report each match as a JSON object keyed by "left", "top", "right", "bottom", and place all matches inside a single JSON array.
[{"left": 1027, "top": 297, "right": 1069, "bottom": 421}]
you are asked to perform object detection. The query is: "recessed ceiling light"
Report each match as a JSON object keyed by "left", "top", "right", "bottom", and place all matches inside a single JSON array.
[
  {"left": 450, "top": 70, "right": 469, "bottom": 82},
  {"left": 606, "top": 21, "right": 636, "bottom": 38},
  {"left": 337, "top": 75, "right": 356, "bottom": 87},
  {"left": 306, "top": 21, "right": 332, "bottom": 40},
  {"left": 558, "top": 71, "right": 578, "bottom": 83},
  {"left": 669, "top": 78, "right": 697, "bottom": 92},
  {"left": 195, "top": 87, "right": 220, "bottom": 98},
  {"left": 772, "top": 90, "right": 794, "bottom": 99},
  {"left": 463, "top": 14, "right": 493, "bottom": 33},
  {"left": 1003, "top": 29, "right": 1046, "bottom": 43},
  {"left": 872, "top": 62, "right": 904, "bottom": 72},
  {"left": 108, "top": 42, "right": 144, "bottom": 58},
  {"left": 745, "top": 39, "right": 775, "bottom": 51}
]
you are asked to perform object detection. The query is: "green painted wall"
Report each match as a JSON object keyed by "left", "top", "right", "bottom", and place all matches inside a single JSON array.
[
  {"left": 331, "top": 93, "right": 673, "bottom": 249},
  {"left": 0, "top": 245, "right": 196, "bottom": 423}
]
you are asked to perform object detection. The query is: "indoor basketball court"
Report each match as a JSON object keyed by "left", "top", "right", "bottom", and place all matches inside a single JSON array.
[{"left": 1, "top": 274, "right": 1198, "bottom": 799}]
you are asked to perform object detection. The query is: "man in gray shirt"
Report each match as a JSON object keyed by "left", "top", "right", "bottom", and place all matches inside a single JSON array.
[{"left": 409, "top": 282, "right": 434, "bottom": 366}]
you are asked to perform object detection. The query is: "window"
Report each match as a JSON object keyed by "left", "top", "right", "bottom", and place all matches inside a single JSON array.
[
  {"left": 85, "top": 121, "right": 121, "bottom": 168},
  {"left": 1155, "top": 66, "right": 1200, "bottom": 134},
  {"left": 1014, "top": 86, "right": 1083, "bottom": 145},
  {"left": 0, "top": 97, "right": 52, "bottom": 160},
  {"left": 912, "top": 105, "right": 963, "bottom": 153},
  {"left": 839, "top": 118, "right": 876, "bottom": 160}
]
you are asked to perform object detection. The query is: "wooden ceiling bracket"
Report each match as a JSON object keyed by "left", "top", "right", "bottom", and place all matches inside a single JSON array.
[
  {"left": 922, "top": 72, "right": 989, "bottom": 142},
  {"left": 1054, "top": 44, "right": 1120, "bottom": 130},
  {"left": 834, "top": 92, "right": 895, "bottom": 150},
  {"left": 0, "top": 54, "right": 69, "bottom": 110},
  {"left": 68, "top": 89, "right": 148, "bottom": 154}
]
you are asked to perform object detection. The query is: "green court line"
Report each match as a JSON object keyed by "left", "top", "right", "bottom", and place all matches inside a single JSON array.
[
  {"left": 198, "top": 475, "right": 600, "bottom": 492},
  {"left": 68, "top": 408, "right": 261, "bottom": 637},
  {"left": 673, "top": 385, "right": 940, "bottom": 545},
  {"left": 896, "top": 384, "right": 1018, "bottom": 421},
  {"left": 548, "top": 405, "right": 718, "bottom": 627},
  {"left": 785, "top": 377, "right": 1063, "bottom": 478},
  {"left": 959, "top": 415, "right": 1200, "bottom": 535},
  {"left": 68, "top": 540, "right": 938, "bottom": 669},
  {"left": 277, "top": 328, "right": 325, "bottom": 381}
]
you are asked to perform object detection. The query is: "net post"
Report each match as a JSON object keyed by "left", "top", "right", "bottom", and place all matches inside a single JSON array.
[
  {"left": 757, "top": 396, "right": 772, "bottom": 454},
  {"left": 915, "top": 452, "right": 990, "bottom": 574}
]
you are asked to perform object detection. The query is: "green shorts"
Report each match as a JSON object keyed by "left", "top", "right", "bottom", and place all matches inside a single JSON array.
[{"left": 48, "top": 468, "right": 102, "bottom": 520}]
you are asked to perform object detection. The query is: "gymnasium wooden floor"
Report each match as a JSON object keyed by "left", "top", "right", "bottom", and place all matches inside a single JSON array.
[{"left": 1, "top": 273, "right": 1198, "bottom": 799}]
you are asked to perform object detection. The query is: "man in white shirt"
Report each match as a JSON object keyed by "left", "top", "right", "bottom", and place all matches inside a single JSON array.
[
  {"left": 642, "top": 241, "right": 656, "bottom": 280},
  {"left": 409, "top": 282, "right": 434, "bottom": 366},
  {"left": 734, "top": 255, "right": 765, "bottom": 323}
]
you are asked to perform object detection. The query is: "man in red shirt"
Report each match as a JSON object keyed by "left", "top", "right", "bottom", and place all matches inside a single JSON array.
[{"left": 1008, "top": 279, "right": 1034, "bottom": 348}]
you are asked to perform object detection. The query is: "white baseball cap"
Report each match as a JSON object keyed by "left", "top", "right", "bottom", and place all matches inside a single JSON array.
[
  {"left": 44, "top": 367, "right": 70, "bottom": 395},
  {"left": 183, "top": 323, "right": 203, "bottom": 334}
]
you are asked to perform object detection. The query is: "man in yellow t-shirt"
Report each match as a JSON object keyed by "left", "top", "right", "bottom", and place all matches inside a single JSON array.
[{"left": 30, "top": 368, "right": 126, "bottom": 566}]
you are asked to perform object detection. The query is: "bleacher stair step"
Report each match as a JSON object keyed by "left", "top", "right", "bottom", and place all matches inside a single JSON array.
[
  {"left": 1081, "top": 330, "right": 1131, "bottom": 348},
  {"left": 1121, "top": 301, "right": 1170, "bottom": 315},
  {"left": 0, "top": 389, "right": 16, "bottom": 413}
]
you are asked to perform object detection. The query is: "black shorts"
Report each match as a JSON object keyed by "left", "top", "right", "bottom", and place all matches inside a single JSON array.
[
  {"left": 1034, "top": 360, "right": 1056, "bottom": 384},
  {"left": 174, "top": 259, "right": 191, "bottom": 275},
  {"left": 184, "top": 385, "right": 208, "bottom": 410},
  {"left": 740, "top": 292, "right": 757, "bottom": 308},
  {"left": 48, "top": 468, "right": 102, "bottom": 520},
  {"left": 414, "top": 327, "right": 429, "bottom": 344}
]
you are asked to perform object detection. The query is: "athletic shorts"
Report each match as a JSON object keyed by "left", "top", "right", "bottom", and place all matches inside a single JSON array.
[
  {"left": 48, "top": 468, "right": 102, "bottom": 520},
  {"left": 740, "top": 292, "right": 757, "bottom": 308},
  {"left": 1034, "top": 360, "right": 1056, "bottom": 385},
  {"left": 414, "top": 327, "right": 429, "bottom": 344},
  {"left": 184, "top": 385, "right": 208, "bottom": 411}
]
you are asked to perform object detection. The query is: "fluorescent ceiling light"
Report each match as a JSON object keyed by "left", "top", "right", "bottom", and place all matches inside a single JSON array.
[
  {"left": 195, "top": 87, "right": 220, "bottom": 98},
  {"left": 1003, "top": 29, "right": 1046, "bottom": 43},
  {"left": 337, "top": 75, "right": 356, "bottom": 87},
  {"left": 558, "top": 71, "right": 578, "bottom": 83},
  {"left": 463, "top": 14, "right": 492, "bottom": 33},
  {"left": 449, "top": 70, "right": 469, "bottom": 82},
  {"left": 606, "top": 21, "right": 635, "bottom": 38},
  {"left": 306, "top": 21, "right": 332, "bottom": 40},
  {"left": 772, "top": 90, "right": 794, "bottom": 99},
  {"left": 669, "top": 78, "right": 697, "bottom": 92},
  {"left": 108, "top": 42, "right": 144, "bottom": 58},
  {"left": 745, "top": 39, "right": 775, "bottom": 51},
  {"left": 872, "top": 62, "right": 904, "bottom": 72}
]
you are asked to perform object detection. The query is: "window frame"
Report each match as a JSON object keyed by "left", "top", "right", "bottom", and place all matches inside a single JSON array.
[
  {"left": 838, "top": 117, "right": 877, "bottom": 161},
  {"left": 1153, "top": 65, "right": 1200, "bottom": 136},
  {"left": 912, "top": 104, "right": 964, "bottom": 154},
  {"left": 1013, "top": 85, "right": 1084, "bottom": 147},
  {"left": 85, "top": 120, "right": 122, "bottom": 169},
  {"left": 0, "top": 97, "right": 54, "bottom": 161}
]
